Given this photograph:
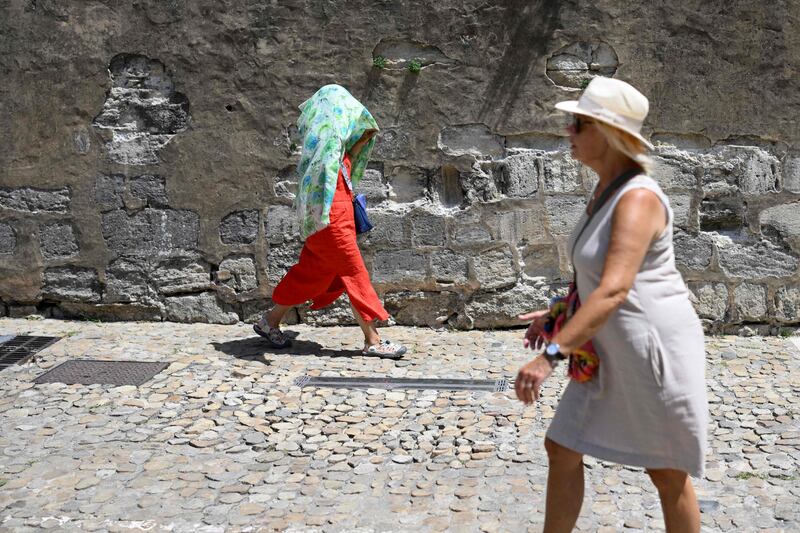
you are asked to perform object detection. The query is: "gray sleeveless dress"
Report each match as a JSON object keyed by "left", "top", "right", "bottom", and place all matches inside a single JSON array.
[{"left": 546, "top": 175, "right": 708, "bottom": 477}]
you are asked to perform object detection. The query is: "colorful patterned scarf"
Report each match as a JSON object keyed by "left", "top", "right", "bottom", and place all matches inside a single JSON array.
[{"left": 295, "top": 84, "right": 379, "bottom": 239}]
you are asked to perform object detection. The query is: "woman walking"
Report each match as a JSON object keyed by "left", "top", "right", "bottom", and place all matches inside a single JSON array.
[
  {"left": 255, "top": 84, "right": 407, "bottom": 358},
  {"left": 515, "top": 77, "right": 708, "bottom": 532}
]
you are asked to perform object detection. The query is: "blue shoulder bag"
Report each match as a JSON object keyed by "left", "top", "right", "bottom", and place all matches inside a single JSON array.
[{"left": 341, "top": 159, "right": 374, "bottom": 234}]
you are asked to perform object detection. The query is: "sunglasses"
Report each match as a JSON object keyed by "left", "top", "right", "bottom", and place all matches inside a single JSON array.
[{"left": 572, "top": 115, "right": 595, "bottom": 133}]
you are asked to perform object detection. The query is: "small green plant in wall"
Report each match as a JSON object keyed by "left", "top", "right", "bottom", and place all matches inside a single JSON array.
[
  {"left": 408, "top": 58, "right": 422, "bottom": 73},
  {"left": 373, "top": 56, "right": 387, "bottom": 69},
  {"left": 580, "top": 77, "right": 591, "bottom": 89}
]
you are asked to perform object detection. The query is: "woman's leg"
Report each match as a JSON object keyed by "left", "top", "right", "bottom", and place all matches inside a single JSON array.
[
  {"left": 350, "top": 302, "right": 380, "bottom": 347},
  {"left": 544, "top": 437, "right": 585, "bottom": 533},
  {"left": 647, "top": 469, "right": 700, "bottom": 533},
  {"left": 266, "top": 303, "right": 293, "bottom": 329}
]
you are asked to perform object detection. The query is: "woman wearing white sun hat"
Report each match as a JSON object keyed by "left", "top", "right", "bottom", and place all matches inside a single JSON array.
[{"left": 515, "top": 76, "right": 708, "bottom": 532}]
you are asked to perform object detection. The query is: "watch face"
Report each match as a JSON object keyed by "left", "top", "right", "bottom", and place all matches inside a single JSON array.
[{"left": 546, "top": 343, "right": 559, "bottom": 356}]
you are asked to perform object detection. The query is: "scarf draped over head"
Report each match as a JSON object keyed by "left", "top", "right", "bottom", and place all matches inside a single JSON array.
[{"left": 295, "top": 84, "right": 379, "bottom": 239}]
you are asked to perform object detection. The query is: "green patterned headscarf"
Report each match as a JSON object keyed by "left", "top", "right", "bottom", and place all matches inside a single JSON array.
[{"left": 295, "top": 84, "right": 379, "bottom": 239}]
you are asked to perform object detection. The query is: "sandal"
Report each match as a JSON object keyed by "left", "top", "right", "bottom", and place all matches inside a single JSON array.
[
  {"left": 253, "top": 318, "right": 292, "bottom": 348},
  {"left": 362, "top": 339, "right": 407, "bottom": 359}
]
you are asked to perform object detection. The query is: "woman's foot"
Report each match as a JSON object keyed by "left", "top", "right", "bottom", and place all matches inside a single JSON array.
[
  {"left": 253, "top": 316, "right": 292, "bottom": 348},
  {"left": 362, "top": 339, "right": 407, "bottom": 359}
]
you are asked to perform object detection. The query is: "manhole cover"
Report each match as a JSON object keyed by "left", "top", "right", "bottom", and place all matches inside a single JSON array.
[
  {"left": 294, "top": 375, "right": 509, "bottom": 392},
  {"left": 33, "top": 360, "right": 168, "bottom": 386},
  {"left": 0, "top": 335, "right": 60, "bottom": 370}
]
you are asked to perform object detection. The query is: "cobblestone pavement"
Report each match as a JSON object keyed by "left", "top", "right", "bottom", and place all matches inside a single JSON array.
[{"left": 0, "top": 318, "right": 797, "bottom": 532}]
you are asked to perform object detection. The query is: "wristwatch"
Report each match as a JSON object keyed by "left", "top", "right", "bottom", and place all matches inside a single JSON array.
[{"left": 544, "top": 342, "right": 568, "bottom": 366}]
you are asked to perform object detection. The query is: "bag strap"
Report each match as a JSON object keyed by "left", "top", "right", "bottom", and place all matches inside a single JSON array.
[
  {"left": 340, "top": 157, "right": 354, "bottom": 193},
  {"left": 569, "top": 169, "right": 641, "bottom": 276}
]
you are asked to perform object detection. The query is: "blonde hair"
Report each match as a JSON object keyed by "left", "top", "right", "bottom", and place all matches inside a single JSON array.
[{"left": 594, "top": 121, "right": 653, "bottom": 174}]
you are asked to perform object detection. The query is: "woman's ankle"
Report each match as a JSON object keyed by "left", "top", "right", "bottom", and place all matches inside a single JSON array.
[{"left": 364, "top": 336, "right": 380, "bottom": 348}]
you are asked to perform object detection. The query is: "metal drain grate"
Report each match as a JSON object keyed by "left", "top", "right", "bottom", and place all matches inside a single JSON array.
[
  {"left": 33, "top": 360, "right": 169, "bottom": 386},
  {"left": 0, "top": 335, "right": 60, "bottom": 370},
  {"left": 294, "top": 375, "right": 509, "bottom": 392}
]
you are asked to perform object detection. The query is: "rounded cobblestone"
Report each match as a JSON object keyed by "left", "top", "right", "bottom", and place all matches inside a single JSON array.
[{"left": 0, "top": 319, "right": 796, "bottom": 531}]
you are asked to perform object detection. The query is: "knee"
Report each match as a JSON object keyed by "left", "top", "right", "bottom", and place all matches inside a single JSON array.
[
  {"left": 647, "top": 468, "right": 688, "bottom": 496},
  {"left": 544, "top": 438, "right": 582, "bottom": 468}
]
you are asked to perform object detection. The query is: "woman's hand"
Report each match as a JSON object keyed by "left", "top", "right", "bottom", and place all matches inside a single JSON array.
[
  {"left": 515, "top": 354, "right": 554, "bottom": 405},
  {"left": 519, "top": 309, "right": 549, "bottom": 350}
]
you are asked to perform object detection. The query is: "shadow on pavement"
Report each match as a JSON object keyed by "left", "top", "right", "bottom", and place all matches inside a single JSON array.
[{"left": 211, "top": 331, "right": 362, "bottom": 363}]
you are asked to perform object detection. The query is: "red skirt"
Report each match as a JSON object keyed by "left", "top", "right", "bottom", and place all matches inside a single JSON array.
[{"left": 271, "top": 156, "right": 389, "bottom": 322}]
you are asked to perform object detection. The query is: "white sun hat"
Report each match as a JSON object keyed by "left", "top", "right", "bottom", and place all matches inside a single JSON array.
[{"left": 555, "top": 77, "right": 654, "bottom": 150}]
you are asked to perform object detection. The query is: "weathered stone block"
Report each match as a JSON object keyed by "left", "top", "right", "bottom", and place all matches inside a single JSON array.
[
  {"left": 522, "top": 243, "right": 561, "bottom": 279},
  {"left": 702, "top": 145, "right": 780, "bottom": 195},
  {"left": 782, "top": 155, "right": 800, "bottom": 193},
  {"left": 373, "top": 128, "right": 411, "bottom": 160},
  {"left": 430, "top": 250, "right": 468, "bottom": 283},
  {"left": 102, "top": 208, "right": 199, "bottom": 257},
  {"left": 0, "top": 187, "right": 70, "bottom": 213},
  {"left": 164, "top": 292, "right": 238, "bottom": 324},
  {"left": 218, "top": 255, "right": 258, "bottom": 293},
  {"left": 128, "top": 175, "right": 169, "bottom": 207},
  {"left": 546, "top": 42, "right": 618, "bottom": 88},
  {"left": 220, "top": 210, "right": 259, "bottom": 245},
  {"left": 383, "top": 291, "right": 460, "bottom": 327},
  {"left": 650, "top": 154, "right": 699, "bottom": 190},
  {"left": 460, "top": 162, "right": 500, "bottom": 203},
  {"left": 94, "top": 175, "right": 125, "bottom": 212},
  {"left": 501, "top": 152, "right": 539, "bottom": 198},
  {"left": 449, "top": 208, "right": 490, "bottom": 246},
  {"left": 273, "top": 165, "right": 298, "bottom": 200},
  {"left": 93, "top": 54, "right": 190, "bottom": 165},
  {"left": 59, "top": 302, "right": 162, "bottom": 322},
  {"left": 388, "top": 166, "right": 428, "bottom": 204},
  {"left": 455, "top": 282, "right": 552, "bottom": 329},
  {"left": 544, "top": 196, "right": 586, "bottom": 237},
  {"left": 358, "top": 168, "right": 389, "bottom": 203},
  {"left": 760, "top": 203, "right": 800, "bottom": 248},
  {"left": 105, "top": 259, "right": 152, "bottom": 303},
  {"left": 542, "top": 152, "right": 582, "bottom": 194},
  {"left": 372, "top": 250, "right": 427, "bottom": 285},
  {"left": 775, "top": 287, "right": 800, "bottom": 322},
  {"left": 409, "top": 210, "right": 446, "bottom": 247},
  {"left": 266, "top": 242, "right": 302, "bottom": 285},
  {"left": 264, "top": 206, "right": 298, "bottom": 245},
  {"left": 716, "top": 236, "right": 798, "bottom": 279},
  {"left": 451, "top": 221, "right": 492, "bottom": 246},
  {"left": 298, "top": 296, "right": 357, "bottom": 326},
  {"left": 39, "top": 222, "right": 79, "bottom": 260},
  {"left": 733, "top": 283, "right": 768, "bottom": 321},
  {"left": 471, "top": 247, "right": 517, "bottom": 290},
  {"left": 668, "top": 194, "right": 694, "bottom": 230},
  {"left": 42, "top": 267, "right": 101, "bottom": 303},
  {"left": 438, "top": 124, "right": 504, "bottom": 158},
  {"left": 8, "top": 305, "right": 38, "bottom": 318},
  {"left": 151, "top": 256, "right": 212, "bottom": 295},
  {"left": 359, "top": 211, "right": 408, "bottom": 248},
  {"left": 487, "top": 207, "right": 549, "bottom": 244},
  {"left": 687, "top": 282, "right": 728, "bottom": 320},
  {"left": 0, "top": 223, "right": 15, "bottom": 255},
  {"left": 674, "top": 231, "right": 715, "bottom": 271}
]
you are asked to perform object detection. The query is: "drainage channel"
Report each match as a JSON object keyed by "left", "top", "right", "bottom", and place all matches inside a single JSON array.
[
  {"left": 0, "top": 335, "right": 60, "bottom": 370},
  {"left": 294, "top": 375, "right": 509, "bottom": 392}
]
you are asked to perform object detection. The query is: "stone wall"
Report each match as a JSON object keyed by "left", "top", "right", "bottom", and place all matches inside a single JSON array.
[{"left": 1, "top": 0, "right": 799, "bottom": 333}]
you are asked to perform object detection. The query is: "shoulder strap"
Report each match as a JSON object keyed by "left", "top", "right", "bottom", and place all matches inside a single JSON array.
[
  {"left": 569, "top": 169, "right": 641, "bottom": 273},
  {"left": 340, "top": 156, "right": 353, "bottom": 192}
]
